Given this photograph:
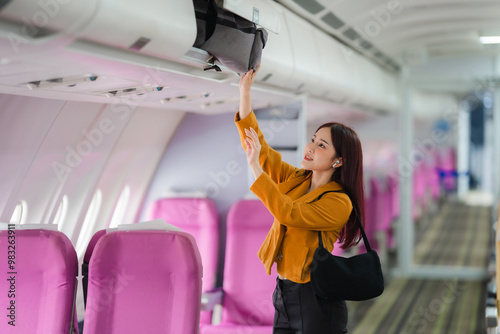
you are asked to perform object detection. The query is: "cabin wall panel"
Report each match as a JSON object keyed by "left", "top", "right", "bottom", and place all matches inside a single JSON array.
[
  {"left": 0, "top": 94, "right": 64, "bottom": 222},
  {"left": 89, "top": 106, "right": 185, "bottom": 233},
  {"left": 56, "top": 103, "right": 135, "bottom": 242},
  {"left": 17, "top": 102, "right": 106, "bottom": 227}
]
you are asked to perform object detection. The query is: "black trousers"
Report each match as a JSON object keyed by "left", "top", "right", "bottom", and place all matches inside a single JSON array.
[{"left": 272, "top": 277, "right": 348, "bottom": 334}]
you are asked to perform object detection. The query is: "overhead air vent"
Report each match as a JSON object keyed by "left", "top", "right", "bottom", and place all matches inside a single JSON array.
[
  {"left": 349, "top": 102, "right": 371, "bottom": 112},
  {"left": 292, "top": 0, "right": 324, "bottom": 14},
  {"left": 161, "top": 92, "right": 210, "bottom": 103},
  {"left": 129, "top": 37, "right": 151, "bottom": 51},
  {"left": 98, "top": 85, "right": 164, "bottom": 98},
  {"left": 320, "top": 12, "right": 344, "bottom": 30},
  {"left": 23, "top": 74, "right": 98, "bottom": 90},
  {"left": 343, "top": 28, "right": 361, "bottom": 41},
  {"left": 254, "top": 106, "right": 300, "bottom": 120}
]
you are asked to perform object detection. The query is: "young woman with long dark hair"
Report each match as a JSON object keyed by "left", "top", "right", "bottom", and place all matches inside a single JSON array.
[{"left": 235, "top": 66, "right": 365, "bottom": 333}]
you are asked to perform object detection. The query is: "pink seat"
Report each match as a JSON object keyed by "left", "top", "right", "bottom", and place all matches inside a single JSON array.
[
  {"left": 387, "top": 174, "right": 400, "bottom": 221},
  {"left": 387, "top": 174, "right": 399, "bottom": 249},
  {"left": 412, "top": 168, "right": 426, "bottom": 220},
  {"left": 429, "top": 158, "right": 441, "bottom": 200},
  {"left": 82, "top": 225, "right": 202, "bottom": 334},
  {"left": 0, "top": 226, "right": 79, "bottom": 334},
  {"left": 362, "top": 177, "right": 380, "bottom": 252},
  {"left": 436, "top": 147, "right": 457, "bottom": 192},
  {"left": 374, "top": 176, "right": 394, "bottom": 249},
  {"left": 201, "top": 199, "right": 276, "bottom": 334},
  {"left": 146, "top": 197, "right": 219, "bottom": 324},
  {"left": 332, "top": 239, "right": 344, "bottom": 256}
]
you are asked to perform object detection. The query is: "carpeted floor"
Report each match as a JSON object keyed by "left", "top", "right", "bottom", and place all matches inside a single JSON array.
[{"left": 348, "top": 201, "right": 492, "bottom": 334}]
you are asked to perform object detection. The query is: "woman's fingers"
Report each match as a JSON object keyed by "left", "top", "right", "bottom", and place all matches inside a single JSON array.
[
  {"left": 254, "top": 62, "right": 261, "bottom": 73},
  {"left": 245, "top": 127, "right": 259, "bottom": 142}
]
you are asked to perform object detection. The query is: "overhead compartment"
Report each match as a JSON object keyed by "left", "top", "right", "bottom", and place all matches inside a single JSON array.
[
  {"left": 256, "top": 1, "right": 294, "bottom": 88},
  {"left": 0, "top": 0, "right": 98, "bottom": 52},
  {"left": 314, "top": 29, "right": 355, "bottom": 104},
  {"left": 381, "top": 71, "right": 400, "bottom": 113},
  {"left": 361, "top": 59, "right": 390, "bottom": 112},
  {"left": 278, "top": 8, "right": 324, "bottom": 93},
  {"left": 411, "top": 90, "right": 458, "bottom": 120},
  {"left": 340, "top": 52, "right": 364, "bottom": 108},
  {"left": 218, "top": 0, "right": 280, "bottom": 34},
  {"left": 76, "top": 0, "right": 197, "bottom": 61}
]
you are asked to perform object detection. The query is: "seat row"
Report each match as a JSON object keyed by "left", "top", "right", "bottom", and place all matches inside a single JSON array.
[
  {"left": 0, "top": 197, "right": 278, "bottom": 334},
  {"left": 0, "top": 220, "right": 203, "bottom": 334}
]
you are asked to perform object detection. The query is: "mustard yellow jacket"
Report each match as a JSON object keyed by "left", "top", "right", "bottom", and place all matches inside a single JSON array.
[{"left": 235, "top": 111, "right": 353, "bottom": 283}]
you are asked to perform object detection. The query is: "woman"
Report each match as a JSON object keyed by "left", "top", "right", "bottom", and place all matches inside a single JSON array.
[{"left": 235, "top": 66, "right": 365, "bottom": 334}]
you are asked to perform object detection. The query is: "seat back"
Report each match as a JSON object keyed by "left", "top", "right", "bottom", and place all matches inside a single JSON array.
[
  {"left": 0, "top": 225, "right": 78, "bottom": 334},
  {"left": 83, "top": 224, "right": 202, "bottom": 334},
  {"left": 146, "top": 197, "right": 219, "bottom": 323},
  {"left": 387, "top": 174, "right": 400, "bottom": 221},
  {"left": 82, "top": 229, "right": 107, "bottom": 307},
  {"left": 363, "top": 177, "right": 380, "bottom": 251},
  {"left": 221, "top": 199, "right": 277, "bottom": 327}
]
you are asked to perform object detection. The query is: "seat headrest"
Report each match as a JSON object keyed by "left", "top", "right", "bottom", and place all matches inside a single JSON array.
[
  {"left": 114, "top": 219, "right": 183, "bottom": 232},
  {"left": 0, "top": 223, "right": 58, "bottom": 231},
  {"left": 160, "top": 190, "right": 207, "bottom": 198}
]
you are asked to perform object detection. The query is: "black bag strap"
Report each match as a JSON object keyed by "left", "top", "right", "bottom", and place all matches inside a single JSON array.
[
  {"left": 316, "top": 190, "right": 372, "bottom": 252},
  {"left": 194, "top": 0, "right": 218, "bottom": 43}
]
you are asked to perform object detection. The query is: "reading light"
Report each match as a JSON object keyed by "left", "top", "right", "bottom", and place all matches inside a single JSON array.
[{"left": 479, "top": 36, "right": 500, "bottom": 44}]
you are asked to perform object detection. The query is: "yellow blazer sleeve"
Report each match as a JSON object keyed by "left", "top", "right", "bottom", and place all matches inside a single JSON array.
[
  {"left": 250, "top": 173, "right": 352, "bottom": 231},
  {"left": 235, "top": 111, "right": 299, "bottom": 183}
]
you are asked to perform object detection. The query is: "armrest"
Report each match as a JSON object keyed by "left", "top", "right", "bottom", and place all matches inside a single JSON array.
[{"left": 201, "top": 288, "right": 223, "bottom": 311}]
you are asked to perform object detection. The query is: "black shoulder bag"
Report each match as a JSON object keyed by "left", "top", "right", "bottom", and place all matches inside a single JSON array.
[{"left": 310, "top": 191, "right": 384, "bottom": 301}]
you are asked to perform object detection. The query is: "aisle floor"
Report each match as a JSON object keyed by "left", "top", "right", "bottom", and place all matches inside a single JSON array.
[{"left": 348, "top": 201, "right": 492, "bottom": 334}]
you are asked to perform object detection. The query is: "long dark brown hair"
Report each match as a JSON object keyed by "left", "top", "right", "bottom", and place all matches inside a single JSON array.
[{"left": 316, "top": 122, "right": 365, "bottom": 250}]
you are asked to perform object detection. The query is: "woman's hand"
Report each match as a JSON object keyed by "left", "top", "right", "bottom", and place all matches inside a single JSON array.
[
  {"left": 245, "top": 127, "right": 264, "bottom": 179},
  {"left": 239, "top": 63, "right": 261, "bottom": 94},
  {"left": 238, "top": 64, "right": 261, "bottom": 120}
]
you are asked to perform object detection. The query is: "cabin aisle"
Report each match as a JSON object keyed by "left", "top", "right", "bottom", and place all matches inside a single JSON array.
[{"left": 348, "top": 201, "right": 492, "bottom": 334}]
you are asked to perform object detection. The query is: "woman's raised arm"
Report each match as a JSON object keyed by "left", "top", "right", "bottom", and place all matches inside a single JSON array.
[{"left": 238, "top": 65, "right": 259, "bottom": 120}]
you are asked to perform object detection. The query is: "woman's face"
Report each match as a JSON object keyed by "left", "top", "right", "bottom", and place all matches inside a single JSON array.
[{"left": 301, "top": 127, "right": 338, "bottom": 171}]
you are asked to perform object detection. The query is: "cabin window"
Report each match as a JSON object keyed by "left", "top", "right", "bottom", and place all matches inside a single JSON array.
[
  {"left": 109, "top": 185, "right": 131, "bottom": 228},
  {"left": 53, "top": 195, "right": 69, "bottom": 228},
  {"left": 76, "top": 190, "right": 102, "bottom": 258},
  {"left": 9, "top": 200, "right": 28, "bottom": 224}
]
